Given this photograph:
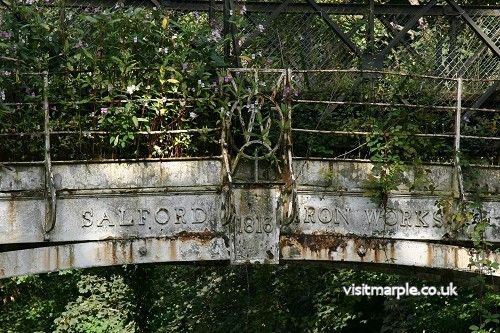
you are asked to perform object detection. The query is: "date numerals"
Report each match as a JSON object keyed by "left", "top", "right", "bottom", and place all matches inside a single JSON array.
[{"left": 236, "top": 215, "right": 274, "bottom": 234}]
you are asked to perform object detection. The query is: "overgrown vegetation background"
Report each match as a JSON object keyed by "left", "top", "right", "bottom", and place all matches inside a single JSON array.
[
  {"left": 0, "top": 265, "right": 499, "bottom": 332},
  {"left": 0, "top": 0, "right": 499, "bottom": 331}
]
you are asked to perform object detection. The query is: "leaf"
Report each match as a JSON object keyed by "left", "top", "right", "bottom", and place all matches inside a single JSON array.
[
  {"left": 81, "top": 48, "right": 93, "bottom": 60},
  {"left": 239, "top": 55, "right": 252, "bottom": 62},
  {"left": 84, "top": 16, "right": 98, "bottom": 24},
  {"left": 210, "top": 52, "right": 226, "bottom": 67},
  {"left": 111, "top": 56, "right": 124, "bottom": 69},
  {"left": 167, "top": 78, "right": 179, "bottom": 84},
  {"left": 132, "top": 116, "right": 139, "bottom": 127},
  {"left": 489, "top": 261, "right": 499, "bottom": 269},
  {"left": 256, "top": 111, "right": 262, "bottom": 123},
  {"left": 162, "top": 17, "right": 169, "bottom": 29}
]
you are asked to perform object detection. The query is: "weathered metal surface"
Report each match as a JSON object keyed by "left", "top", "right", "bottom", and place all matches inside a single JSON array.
[
  {"left": 1, "top": 159, "right": 499, "bottom": 277},
  {"left": 0, "top": 160, "right": 221, "bottom": 191},
  {"left": 283, "top": 194, "right": 500, "bottom": 241},
  {"left": 1, "top": 191, "right": 221, "bottom": 243},
  {"left": 0, "top": 236, "right": 229, "bottom": 278},
  {"left": 294, "top": 160, "right": 452, "bottom": 193},
  {"left": 229, "top": 187, "right": 280, "bottom": 264},
  {"left": 290, "top": 160, "right": 500, "bottom": 241},
  {"left": 0, "top": 160, "right": 223, "bottom": 244},
  {"left": 280, "top": 235, "right": 500, "bottom": 276}
]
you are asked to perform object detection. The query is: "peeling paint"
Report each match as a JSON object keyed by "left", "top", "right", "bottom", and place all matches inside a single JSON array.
[{"left": 0, "top": 159, "right": 499, "bottom": 278}]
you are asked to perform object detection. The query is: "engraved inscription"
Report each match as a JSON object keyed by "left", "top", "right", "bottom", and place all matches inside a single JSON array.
[
  {"left": 81, "top": 206, "right": 209, "bottom": 227},
  {"left": 302, "top": 206, "right": 351, "bottom": 226},
  {"left": 300, "top": 206, "right": 443, "bottom": 229},
  {"left": 236, "top": 215, "right": 274, "bottom": 234}
]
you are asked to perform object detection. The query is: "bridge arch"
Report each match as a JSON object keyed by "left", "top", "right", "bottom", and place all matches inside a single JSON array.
[{"left": 1, "top": 159, "right": 498, "bottom": 278}]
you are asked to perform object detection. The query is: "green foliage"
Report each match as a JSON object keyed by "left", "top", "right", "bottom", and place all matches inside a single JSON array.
[
  {"left": 1, "top": 265, "right": 499, "bottom": 333},
  {"left": 0, "top": 4, "right": 221, "bottom": 160},
  {"left": 470, "top": 311, "right": 500, "bottom": 333},
  {"left": 53, "top": 274, "right": 137, "bottom": 333},
  {"left": 0, "top": 271, "right": 80, "bottom": 332},
  {"left": 381, "top": 275, "right": 499, "bottom": 333}
]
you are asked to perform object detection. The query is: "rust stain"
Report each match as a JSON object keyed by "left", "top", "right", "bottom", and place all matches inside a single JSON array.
[
  {"left": 279, "top": 236, "right": 298, "bottom": 248},
  {"left": 95, "top": 246, "right": 101, "bottom": 261},
  {"left": 69, "top": 246, "right": 75, "bottom": 268},
  {"left": 443, "top": 247, "right": 448, "bottom": 267},
  {"left": 390, "top": 243, "right": 395, "bottom": 262},
  {"left": 351, "top": 238, "right": 394, "bottom": 262},
  {"left": 111, "top": 241, "right": 117, "bottom": 264},
  {"left": 427, "top": 243, "right": 433, "bottom": 267},
  {"left": 7, "top": 201, "right": 15, "bottom": 227},
  {"left": 172, "top": 230, "right": 221, "bottom": 243},
  {"left": 93, "top": 232, "right": 218, "bottom": 244},
  {"left": 44, "top": 249, "right": 51, "bottom": 271},
  {"left": 280, "top": 234, "right": 347, "bottom": 253},
  {"left": 55, "top": 246, "right": 60, "bottom": 270},
  {"left": 0, "top": 268, "right": 4, "bottom": 277},
  {"left": 119, "top": 242, "right": 127, "bottom": 263},
  {"left": 454, "top": 248, "right": 458, "bottom": 268},
  {"left": 106, "top": 239, "right": 138, "bottom": 264},
  {"left": 280, "top": 234, "right": 396, "bottom": 263},
  {"left": 128, "top": 241, "right": 133, "bottom": 263},
  {"left": 169, "top": 240, "right": 177, "bottom": 259}
]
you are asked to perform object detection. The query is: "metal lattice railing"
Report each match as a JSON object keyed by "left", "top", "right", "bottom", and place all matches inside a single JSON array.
[
  {"left": 0, "top": 0, "right": 499, "bottom": 164},
  {"left": 1, "top": 69, "right": 498, "bottom": 164}
]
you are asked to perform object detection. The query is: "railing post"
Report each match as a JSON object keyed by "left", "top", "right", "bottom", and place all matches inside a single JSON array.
[
  {"left": 282, "top": 68, "right": 297, "bottom": 225},
  {"left": 43, "top": 70, "right": 57, "bottom": 240},
  {"left": 220, "top": 83, "right": 234, "bottom": 227},
  {"left": 223, "top": 0, "right": 230, "bottom": 61},
  {"left": 209, "top": 0, "right": 215, "bottom": 25},
  {"left": 454, "top": 77, "right": 465, "bottom": 201},
  {"left": 222, "top": 0, "right": 241, "bottom": 67}
]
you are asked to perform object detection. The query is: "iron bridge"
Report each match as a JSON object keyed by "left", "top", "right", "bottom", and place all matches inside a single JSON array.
[{"left": 0, "top": 0, "right": 500, "bottom": 279}]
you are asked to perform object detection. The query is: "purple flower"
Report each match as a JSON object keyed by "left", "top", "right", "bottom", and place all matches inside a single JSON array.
[
  {"left": 282, "top": 86, "right": 291, "bottom": 98},
  {"left": 240, "top": 5, "right": 247, "bottom": 15},
  {"left": 100, "top": 107, "right": 108, "bottom": 114},
  {"left": 209, "top": 28, "right": 222, "bottom": 42},
  {"left": 0, "top": 31, "right": 12, "bottom": 39},
  {"left": 223, "top": 76, "right": 232, "bottom": 83}
]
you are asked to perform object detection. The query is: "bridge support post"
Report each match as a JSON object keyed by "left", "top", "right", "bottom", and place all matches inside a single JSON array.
[
  {"left": 453, "top": 77, "right": 464, "bottom": 201},
  {"left": 43, "top": 71, "right": 57, "bottom": 240}
]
